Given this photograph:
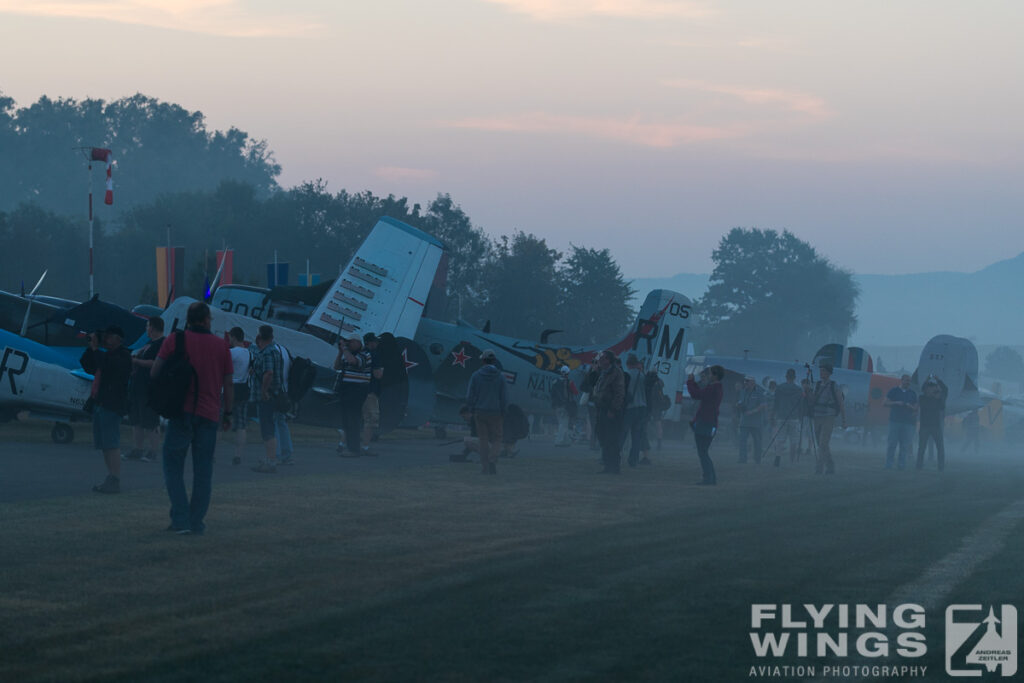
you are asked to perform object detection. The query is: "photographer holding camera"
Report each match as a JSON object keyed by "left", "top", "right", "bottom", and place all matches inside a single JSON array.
[
  {"left": 80, "top": 326, "right": 133, "bottom": 494},
  {"left": 333, "top": 334, "right": 372, "bottom": 457},
  {"left": 916, "top": 375, "right": 948, "bottom": 471}
]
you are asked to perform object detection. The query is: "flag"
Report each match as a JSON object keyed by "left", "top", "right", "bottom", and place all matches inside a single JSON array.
[{"left": 91, "top": 148, "right": 113, "bottom": 205}]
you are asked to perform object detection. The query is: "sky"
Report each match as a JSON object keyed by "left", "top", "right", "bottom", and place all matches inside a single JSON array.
[{"left": 1, "top": 0, "right": 1022, "bottom": 278}]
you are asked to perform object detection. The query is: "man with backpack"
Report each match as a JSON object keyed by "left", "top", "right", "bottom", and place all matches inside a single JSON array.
[
  {"left": 80, "top": 325, "right": 133, "bottom": 494},
  {"left": 811, "top": 364, "right": 846, "bottom": 474},
  {"left": 151, "top": 302, "right": 233, "bottom": 534}
]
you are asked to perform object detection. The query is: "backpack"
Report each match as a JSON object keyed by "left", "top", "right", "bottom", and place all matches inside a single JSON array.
[
  {"left": 549, "top": 378, "right": 568, "bottom": 408},
  {"left": 645, "top": 371, "right": 670, "bottom": 412},
  {"left": 287, "top": 355, "right": 317, "bottom": 403},
  {"left": 147, "top": 331, "right": 198, "bottom": 419},
  {"left": 504, "top": 404, "right": 530, "bottom": 441}
]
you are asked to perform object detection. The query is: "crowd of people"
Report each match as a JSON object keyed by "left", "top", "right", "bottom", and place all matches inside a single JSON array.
[
  {"left": 682, "top": 362, "right": 964, "bottom": 485},
  {"left": 78, "top": 301, "right": 391, "bottom": 534},
  {"left": 77, "top": 307, "right": 974, "bottom": 532}
]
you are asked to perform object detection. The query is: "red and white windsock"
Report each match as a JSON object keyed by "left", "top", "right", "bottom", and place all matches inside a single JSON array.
[{"left": 91, "top": 147, "right": 113, "bottom": 205}]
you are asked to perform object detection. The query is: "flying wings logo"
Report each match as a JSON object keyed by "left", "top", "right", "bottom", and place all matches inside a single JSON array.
[{"left": 946, "top": 605, "right": 1017, "bottom": 677}]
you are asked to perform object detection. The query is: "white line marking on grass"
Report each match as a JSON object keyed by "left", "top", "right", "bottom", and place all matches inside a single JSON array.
[
  {"left": 886, "top": 496, "right": 1024, "bottom": 609},
  {"left": 806, "top": 497, "right": 1024, "bottom": 682}
]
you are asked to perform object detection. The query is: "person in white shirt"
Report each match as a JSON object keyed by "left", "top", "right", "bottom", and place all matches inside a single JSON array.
[{"left": 227, "top": 327, "right": 251, "bottom": 466}]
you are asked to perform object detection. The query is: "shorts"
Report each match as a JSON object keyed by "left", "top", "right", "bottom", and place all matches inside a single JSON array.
[
  {"left": 232, "top": 383, "right": 250, "bottom": 432},
  {"left": 92, "top": 405, "right": 123, "bottom": 450}
]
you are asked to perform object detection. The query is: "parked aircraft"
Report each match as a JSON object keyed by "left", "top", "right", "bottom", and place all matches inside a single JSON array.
[
  {"left": 203, "top": 216, "right": 695, "bottom": 432},
  {"left": 684, "top": 335, "right": 984, "bottom": 428},
  {"left": 0, "top": 328, "right": 92, "bottom": 443}
]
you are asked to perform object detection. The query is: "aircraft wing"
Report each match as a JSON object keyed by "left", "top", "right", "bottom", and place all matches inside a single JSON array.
[{"left": 302, "top": 217, "right": 444, "bottom": 343}]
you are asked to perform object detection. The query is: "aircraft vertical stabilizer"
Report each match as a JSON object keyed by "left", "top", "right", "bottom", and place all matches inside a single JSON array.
[
  {"left": 914, "top": 334, "right": 979, "bottom": 407},
  {"left": 616, "top": 289, "right": 693, "bottom": 421},
  {"left": 302, "top": 217, "right": 445, "bottom": 343}
]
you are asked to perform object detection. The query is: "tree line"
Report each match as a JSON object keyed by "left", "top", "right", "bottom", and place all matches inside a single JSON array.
[{"left": 0, "top": 91, "right": 858, "bottom": 355}]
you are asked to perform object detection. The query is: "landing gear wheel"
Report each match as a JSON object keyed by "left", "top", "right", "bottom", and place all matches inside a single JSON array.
[{"left": 52, "top": 422, "right": 74, "bottom": 444}]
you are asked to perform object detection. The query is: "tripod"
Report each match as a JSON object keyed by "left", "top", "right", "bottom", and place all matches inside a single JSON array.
[{"left": 767, "top": 390, "right": 805, "bottom": 467}]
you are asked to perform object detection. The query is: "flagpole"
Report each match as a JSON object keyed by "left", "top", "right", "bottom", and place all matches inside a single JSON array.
[{"left": 88, "top": 156, "right": 94, "bottom": 298}]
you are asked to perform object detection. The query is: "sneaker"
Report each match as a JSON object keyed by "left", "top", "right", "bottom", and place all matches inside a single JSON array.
[
  {"left": 139, "top": 450, "right": 156, "bottom": 463},
  {"left": 92, "top": 476, "right": 120, "bottom": 494},
  {"left": 279, "top": 457, "right": 295, "bottom": 466},
  {"left": 165, "top": 525, "right": 191, "bottom": 535},
  {"left": 639, "top": 457, "right": 652, "bottom": 466},
  {"left": 250, "top": 462, "right": 277, "bottom": 473},
  {"left": 122, "top": 449, "right": 143, "bottom": 461},
  {"left": 232, "top": 456, "right": 241, "bottom": 466}
]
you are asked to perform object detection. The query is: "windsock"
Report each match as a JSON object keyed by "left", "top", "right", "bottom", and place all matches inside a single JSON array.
[{"left": 91, "top": 147, "right": 113, "bottom": 205}]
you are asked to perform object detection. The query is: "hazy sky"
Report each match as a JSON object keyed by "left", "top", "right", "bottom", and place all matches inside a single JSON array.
[{"left": 1, "top": 0, "right": 1022, "bottom": 277}]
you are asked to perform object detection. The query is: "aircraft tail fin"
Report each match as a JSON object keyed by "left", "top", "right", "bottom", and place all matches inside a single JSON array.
[
  {"left": 610, "top": 289, "right": 693, "bottom": 420},
  {"left": 301, "top": 217, "right": 445, "bottom": 344},
  {"left": 843, "top": 346, "right": 873, "bottom": 372},
  {"left": 913, "top": 335, "right": 979, "bottom": 405}
]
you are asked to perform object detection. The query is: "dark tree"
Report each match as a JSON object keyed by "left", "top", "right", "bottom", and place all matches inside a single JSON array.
[
  {"left": 0, "top": 92, "right": 280, "bottom": 215},
  {"left": 0, "top": 204, "right": 90, "bottom": 300},
  {"left": 417, "top": 194, "right": 493, "bottom": 321},
  {"left": 559, "top": 245, "right": 635, "bottom": 345},
  {"left": 483, "top": 232, "right": 562, "bottom": 339},
  {"left": 698, "top": 228, "right": 859, "bottom": 358}
]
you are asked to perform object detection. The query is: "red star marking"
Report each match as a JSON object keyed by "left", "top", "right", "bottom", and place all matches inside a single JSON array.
[
  {"left": 402, "top": 348, "right": 418, "bottom": 373},
  {"left": 451, "top": 347, "right": 470, "bottom": 368}
]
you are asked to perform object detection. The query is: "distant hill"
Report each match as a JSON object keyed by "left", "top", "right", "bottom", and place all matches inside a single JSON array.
[{"left": 629, "top": 252, "right": 1024, "bottom": 347}]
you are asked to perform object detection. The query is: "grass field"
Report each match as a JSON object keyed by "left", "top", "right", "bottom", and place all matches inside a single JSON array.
[{"left": 2, "top": 439, "right": 1022, "bottom": 682}]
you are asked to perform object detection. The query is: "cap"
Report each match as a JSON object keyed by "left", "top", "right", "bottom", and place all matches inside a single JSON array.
[
  {"left": 105, "top": 325, "right": 125, "bottom": 338},
  {"left": 363, "top": 332, "right": 379, "bottom": 344},
  {"left": 480, "top": 349, "right": 497, "bottom": 361},
  {"left": 743, "top": 375, "right": 755, "bottom": 382},
  {"left": 559, "top": 365, "right": 570, "bottom": 374}
]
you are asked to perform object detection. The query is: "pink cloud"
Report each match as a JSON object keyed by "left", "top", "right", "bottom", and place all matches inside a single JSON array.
[
  {"left": 481, "top": 0, "right": 714, "bottom": 21},
  {"left": 0, "top": 0, "right": 320, "bottom": 37},
  {"left": 663, "top": 79, "right": 833, "bottom": 119},
  {"left": 448, "top": 112, "right": 742, "bottom": 147}
]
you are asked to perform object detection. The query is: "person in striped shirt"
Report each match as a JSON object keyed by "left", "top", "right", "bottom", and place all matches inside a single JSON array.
[{"left": 334, "top": 334, "right": 372, "bottom": 457}]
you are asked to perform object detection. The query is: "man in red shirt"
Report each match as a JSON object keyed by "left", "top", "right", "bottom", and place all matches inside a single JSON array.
[{"left": 152, "top": 301, "right": 233, "bottom": 535}]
